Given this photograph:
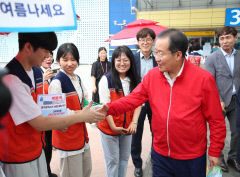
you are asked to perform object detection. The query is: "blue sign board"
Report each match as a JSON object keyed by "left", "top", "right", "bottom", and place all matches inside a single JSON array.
[{"left": 225, "top": 8, "right": 240, "bottom": 26}]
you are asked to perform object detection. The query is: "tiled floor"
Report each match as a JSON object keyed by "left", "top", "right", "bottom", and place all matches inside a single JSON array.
[{"left": 50, "top": 121, "right": 152, "bottom": 177}]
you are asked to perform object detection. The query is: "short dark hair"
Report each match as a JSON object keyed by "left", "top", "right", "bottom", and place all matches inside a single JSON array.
[
  {"left": 218, "top": 26, "right": 238, "bottom": 38},
  {"left": 56, "top": 43, "right": 79, "bottom": 64},
  {"left": 192, "top": 43, "right": 201, "bottom": 51},
  {"left": 111, "top": 46, "right": 140, "bottom": 93},
  {"left": 157, "top": 28, "right": 188, "bottom": 58},
  {"left": 136, "top": 28, "right": 156, "bottom": 41},
  {"left": 97, "top": 47, "right": 108, "bottom": 62},
  {"left": 18, "top": 32, "right": 58, "bottom": 52}
]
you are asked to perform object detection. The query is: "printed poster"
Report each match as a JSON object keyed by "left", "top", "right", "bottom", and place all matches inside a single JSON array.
[{"left": 37, "top": 94, "right": 67, "bottom": 117}]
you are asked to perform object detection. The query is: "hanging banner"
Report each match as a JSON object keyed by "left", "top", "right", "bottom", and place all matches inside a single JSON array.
[
  {"left": 225, "top": 8, "right": 240, "bottom": 26},
  {"left": 0, "top": 0, "right": 77, "bottom": 32}
]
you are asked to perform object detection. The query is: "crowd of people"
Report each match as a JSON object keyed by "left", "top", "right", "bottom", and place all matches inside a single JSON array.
[
  {"left": 186, "top": 40, "right": 220, "bottom": 67},
  {"left": 0, "top": 26, "right": 240, "bottom": 177}
]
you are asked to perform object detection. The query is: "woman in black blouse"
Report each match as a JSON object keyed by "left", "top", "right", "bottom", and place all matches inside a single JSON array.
[{"left": 91, "top": 47, "right": 111, "bottom": 103}]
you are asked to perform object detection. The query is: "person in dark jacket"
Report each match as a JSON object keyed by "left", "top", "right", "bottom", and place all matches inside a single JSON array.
[
  {"left": 205, "top": 26, "right": 240, "bottom": 173},
  {"left": 131, "top": 28, "right": 158, "bottom": 177}
]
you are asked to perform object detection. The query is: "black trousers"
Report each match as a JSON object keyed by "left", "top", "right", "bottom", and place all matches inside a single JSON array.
[
  {"left": 44, "top": 130, "right": 53, "bottom": 176},
  {"left": 236, "top": 93, "right": 240, "bottom": 164},
  {"left": 92, "top": 80, "right": 100, "bottom": 103},
  {"left": 131, "top": 101, "right": 152, "bottom": 168},
  {"left": 221, "top": 95, "right": 239, "bottom": 161},
  {"left": 92, "top": 91, "right": 99, "bottom": 103}
]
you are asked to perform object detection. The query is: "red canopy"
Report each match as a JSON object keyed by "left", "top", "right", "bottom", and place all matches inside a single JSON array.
[
  {"left": 124, "top": 19, "right": 158, "bottom": 27},
  {"left": 105, "top": 19, "right": 167, "bottom": 46}
]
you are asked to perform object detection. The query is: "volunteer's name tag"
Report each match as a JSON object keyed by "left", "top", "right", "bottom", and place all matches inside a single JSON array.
[{"left": 37, "top": 94, "right": 67, "bottom": 117}]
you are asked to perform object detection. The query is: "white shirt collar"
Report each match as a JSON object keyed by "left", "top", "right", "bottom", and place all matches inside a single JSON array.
[
  {"left": 60, "top": 69, "right": 77, "bottom": 80},
  {"left": 220, "top": 47, "right": 236, "bottom": 57},
  {"left": 140, "top": 50, "right": 153, "bottom": 60},
  {"left": 163, "top": 60, "right": 185, "bottom": 85},
  {"left": 41, "top": 66, "right": 46, "bottom": 73},
  {"left": 120, "top": 76, "right": 130, "bottom": 82}
]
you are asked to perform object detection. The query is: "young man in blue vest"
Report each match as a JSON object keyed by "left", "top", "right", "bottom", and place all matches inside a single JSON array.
[{"left": 0, "top": 32, "right": 105, "bottom": 177}]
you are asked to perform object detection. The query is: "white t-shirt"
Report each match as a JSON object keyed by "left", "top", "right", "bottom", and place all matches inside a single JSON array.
[
  {"left": 98, "top": 75, "right": 131, "bottom": 104},
  {"left": 3, "top": 73, "right": 41, "bottom": 126}
]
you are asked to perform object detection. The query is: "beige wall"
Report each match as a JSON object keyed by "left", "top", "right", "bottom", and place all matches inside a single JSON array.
[{"left": 137, "top": 8, "right": 226, "bottom": 29}]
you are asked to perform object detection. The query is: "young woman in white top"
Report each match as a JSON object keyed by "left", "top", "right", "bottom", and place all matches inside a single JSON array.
[
  {"left": 98, "top": 46, "right": 141, "bottom": 177},
  {"left": 49, "top": 43, "right": 91, "bottom": 177}
]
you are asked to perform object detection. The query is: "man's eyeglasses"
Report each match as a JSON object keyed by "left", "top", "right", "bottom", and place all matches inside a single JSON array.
[
  {"left": 153, "top": 50, "right": 176, "bottom": 58},
  {"left": 139, "top": 38, "right": 153, "bottom": 43}
]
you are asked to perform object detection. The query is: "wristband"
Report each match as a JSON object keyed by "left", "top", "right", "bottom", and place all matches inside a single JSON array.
[{"left": 132, "top": 121, "right": 137, "bottom": 124}]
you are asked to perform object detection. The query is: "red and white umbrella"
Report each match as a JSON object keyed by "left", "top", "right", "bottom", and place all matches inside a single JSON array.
[{"left": 105, "top": 19, "right": 168, "bottom": 46}]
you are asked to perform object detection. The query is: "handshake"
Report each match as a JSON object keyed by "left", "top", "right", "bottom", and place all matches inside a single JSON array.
[{"left": 75, "top": 101, "right": 109, "bottom": 124}]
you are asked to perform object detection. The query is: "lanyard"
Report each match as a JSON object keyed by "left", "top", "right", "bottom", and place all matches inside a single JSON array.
[
  {"left": 100, "top": 61, "right": 107, "bottom": 74},
  {"left": 77, "top": 76, "right": 84, "bottom": 109}
]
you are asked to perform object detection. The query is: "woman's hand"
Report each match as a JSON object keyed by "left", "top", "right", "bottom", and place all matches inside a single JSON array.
[
  {"left": 92, "top": 85, "right": 97, "bottom": 94},
  {"left": 112, "top": 126, "right": 128, "bottom": 134},
  {"left": 126, "top": 122, "right": 137, "bottom": 134},
  {"left": 43, "top": 68, "right": 55, "bottom": 81}
]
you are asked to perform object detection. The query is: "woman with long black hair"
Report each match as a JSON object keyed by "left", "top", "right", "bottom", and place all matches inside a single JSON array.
[{"left": 97, "top": 46, "right": 141, "bottom": 177}]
